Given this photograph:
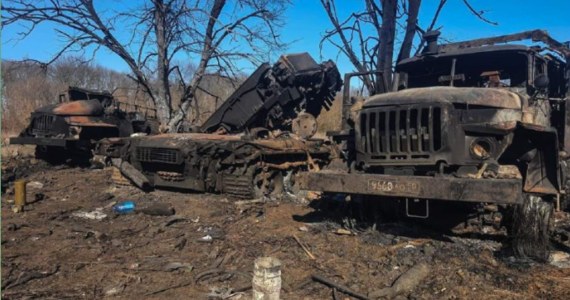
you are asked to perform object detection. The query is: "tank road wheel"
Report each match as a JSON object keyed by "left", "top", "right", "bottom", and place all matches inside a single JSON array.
[
  {"left": 252, "top": 170, "right": 285, "bottom": 199},
  {"left": 510, "top": 194, "right": 553, "bottom": 261}
]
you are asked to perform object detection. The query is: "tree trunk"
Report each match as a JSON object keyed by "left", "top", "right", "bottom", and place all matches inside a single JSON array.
[
  {"left": 378, "top": 0, "right": 397, "bottom": 89},
  {"left": 322, "top": 0, "right": 376, "bottom": 94},
  {"left": 398, "top": 0, "right": 421, "bottom": 62},
  {"left": 167, "top": 65, "right": 206, "bottom": 132},
  {"left": 154, "top": 0, "right": 172, "bottom": 125},
  {"left": 167, "top": 0, "right": 226, "bottom": 132}
]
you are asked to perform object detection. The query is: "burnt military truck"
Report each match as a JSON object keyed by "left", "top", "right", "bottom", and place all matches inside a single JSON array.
[
  {"left": 98, "top": 53, "right": 342, "bottom": 199},
  {"left": 299, "top": 30, "right": 570, "bottom": 260},
  {"left": 10, "top": 86, "right": 159, "bottom": 163}
]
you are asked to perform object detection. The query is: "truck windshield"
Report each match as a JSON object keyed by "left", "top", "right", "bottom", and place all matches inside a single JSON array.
[{"left": 398, "top": 50, "right": 528, "bottom": 90}]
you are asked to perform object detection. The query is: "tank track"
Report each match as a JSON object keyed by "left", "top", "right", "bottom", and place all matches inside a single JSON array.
[
  {"left": 221, "top": 167, "right": 258, "bottom": 199},
  {"left": 223, "top": 174, "right": 255, "bottom": 199}
]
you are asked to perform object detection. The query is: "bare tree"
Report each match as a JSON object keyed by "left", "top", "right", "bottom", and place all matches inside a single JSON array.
[
  {"left": 2, "top": 0, "right": 289, "bottom": 131},
  {"left": 319, "top": 0, "right": 496, "bottom": 92}
]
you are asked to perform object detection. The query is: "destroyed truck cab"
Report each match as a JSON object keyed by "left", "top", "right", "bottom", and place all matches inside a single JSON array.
[
  {"left": 301, "top": 30, "right": 570, "bottom": 260},
  {"left": 10, "top": 86, "right": 159, "bottom": 163},
  {"left": 98, "top": 53, "right": 342, "bottom": 199}
]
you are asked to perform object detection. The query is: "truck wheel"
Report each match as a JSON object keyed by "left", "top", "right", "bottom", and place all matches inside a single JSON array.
[
  {"left": 510, "top": 194, "right": 552, "bottom": 261},
  {"left": 35, "top": 146, "right": 66, "bottom": 165}
]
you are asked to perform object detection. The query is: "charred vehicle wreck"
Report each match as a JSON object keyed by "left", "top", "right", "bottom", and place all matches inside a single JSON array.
[
  {"left": 10, "top": 86, "right": 159, "bottom": 163},
  {"left": 299, "top": 30, "right": 570, "bottom": 260},
  {"left": 98, "top": 53, "right": 342, "bottom": 199}
]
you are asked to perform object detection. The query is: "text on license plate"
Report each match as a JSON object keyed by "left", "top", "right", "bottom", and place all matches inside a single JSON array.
[{"left": 367, "top": 179, "right": 420, "bottom": 195}]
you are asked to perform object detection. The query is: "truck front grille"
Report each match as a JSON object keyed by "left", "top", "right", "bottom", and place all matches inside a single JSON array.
[
  {"left": 359, "top": 105, "right": 443, "bottom": 159},
  {"left": 136, "top": 147, "right": 180, "bottom": 164},
  {"left": 31, "top": 115, "right": 56, "bottom": 134}
]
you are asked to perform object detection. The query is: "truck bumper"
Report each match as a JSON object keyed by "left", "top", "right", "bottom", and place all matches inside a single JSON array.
[
  {"left": 10, "top": 137, "right": 71, "bottom": 147},
  {"left": 297, "top": 171, "right": 523, "bottom": 205}
]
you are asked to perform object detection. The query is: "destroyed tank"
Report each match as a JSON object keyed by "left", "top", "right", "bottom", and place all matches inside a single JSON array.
[
  {"left": 97, "top": 53, "right": 342, "bottom": 199},
  {"left": 300, "top": 30, "right": 570, "bottom": 260},
  {"left": 10, "top": 86, "right": 159, "bottom": 163}
]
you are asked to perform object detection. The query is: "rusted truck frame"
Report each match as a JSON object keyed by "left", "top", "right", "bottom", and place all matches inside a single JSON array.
[
  {"left": 302, "top": 30, "right": 570, "bottom": 260},
  {"left": 10, "top": 86, "right": 158, "bottom": 163}
]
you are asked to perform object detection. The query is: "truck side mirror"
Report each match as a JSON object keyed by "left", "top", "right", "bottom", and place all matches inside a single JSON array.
[{"left": 534, "top": 74, "right": 549, "bottom": 90}]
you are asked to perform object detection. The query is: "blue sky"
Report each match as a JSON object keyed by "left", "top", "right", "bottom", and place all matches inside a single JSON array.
[{"left": 2, "top": 0, "right": 569, "bottom": 75}]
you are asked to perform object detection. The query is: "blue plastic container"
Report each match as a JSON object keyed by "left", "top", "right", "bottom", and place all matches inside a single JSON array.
[{"left": 113, "top": 201, "right": 136, "bottom": 214}]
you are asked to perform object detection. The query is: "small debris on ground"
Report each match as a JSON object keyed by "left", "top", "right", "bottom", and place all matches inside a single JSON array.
[
  {"left": 1, "top": 153, "right": 570, "bottom": 299},
  {"left": 72, "top": 210, "right": 107, "bottom": 220}
]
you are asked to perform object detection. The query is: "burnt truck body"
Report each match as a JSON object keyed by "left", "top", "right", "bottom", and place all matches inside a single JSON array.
[
  {"left": 299, "top": 30, "right": 570, "bottom": 259},
  {"left": 98, "top": 53, "right": 342, "bottom": 198},
  {"left": 10, "top": 86, "right": 159, "bottom": 162}
]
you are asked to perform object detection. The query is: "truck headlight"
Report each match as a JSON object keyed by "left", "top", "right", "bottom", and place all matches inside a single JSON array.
[
  {"left": 69, "top": 126, "right": 82, "bottom": 138},
  {"left": 469, "top": 138, "right": 494, "bottom": 160}
]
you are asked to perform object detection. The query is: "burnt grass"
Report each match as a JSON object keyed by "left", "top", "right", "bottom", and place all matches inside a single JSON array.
[{"left": 2, "top": 154, "right": 570, "bottom": 299}]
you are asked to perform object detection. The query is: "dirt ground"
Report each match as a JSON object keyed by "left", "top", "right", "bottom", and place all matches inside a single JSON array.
[{"left": 2, "top": 146, "right": 570, "bottom": 299}]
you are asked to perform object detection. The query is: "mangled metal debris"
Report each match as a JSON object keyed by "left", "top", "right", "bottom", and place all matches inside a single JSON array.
[
  {"left": 11, "top": 86, "right": 159, "bottom": 163},
  {"left": 97, "top": 53, "right": 342, "bottom": 200}
]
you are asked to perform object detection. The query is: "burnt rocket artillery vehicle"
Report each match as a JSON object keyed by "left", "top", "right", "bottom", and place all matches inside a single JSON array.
[
  {"left": 298, "top": 30, "right": 570, "bottom": 260},
  {"left": 97, "top": 53, "right": 342, "bottom": 198},
  {"left": 10, "top": 86, "right": 159, "bottom": 163}
]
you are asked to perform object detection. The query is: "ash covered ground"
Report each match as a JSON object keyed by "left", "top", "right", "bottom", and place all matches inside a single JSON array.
[{"left": 2, "top": 145, "right": 570, "bottom": 299}]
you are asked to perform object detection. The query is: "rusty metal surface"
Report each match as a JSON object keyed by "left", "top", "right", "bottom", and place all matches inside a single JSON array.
[
  {"left": 65, "top": 116, "right": 117, "bottom": 127},
  {"left": 298, "top": 171, "right": 523, "bottom": 204},
  {"left": 52, "top": 100, "right": 104, "bottom": 116},
  {"left": 144, "top": 133, "right": 242, "bottom": 141},
  {"left": 104, "top": 131, "right": 336, "bottom": 198},
  {"left": 364, "top": 87, "right": 524, "bottom": 109}
]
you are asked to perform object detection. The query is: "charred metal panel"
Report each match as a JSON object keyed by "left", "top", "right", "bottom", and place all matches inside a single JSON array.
[
  {"left": 64, "top": 86, "right": 113, "bottom": 102},
  {"left": 438, "top": 30, "right": 570, "bottom": 58},
  {"left": 200, "top": 63, "right": 272, "bottom": 133},
  {"left": 31, "top": 115, "right": 57, "bottom": 135},
  {"left": 364, "top": 87, "right": 523, "bottom": 110},
  {"left": 522, "top": 129, "right": 561, "bottom": 194},
  {"left": 298, "top": 171, "right": 523, "bottom": 204},
  {"left": 357, "top": 103, "right": 445, "bottom": 164},
  {"left": 9, "top": 137, "right": 70, "bottom": 147},
  {"left": 200, "top": 53, "right": 342, "bottom": 134},
  {"left": 136, "top": 147, "right": 181, "bottom": 164}
]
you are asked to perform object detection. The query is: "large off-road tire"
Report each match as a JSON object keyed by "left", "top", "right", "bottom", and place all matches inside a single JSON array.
[
  {"left": 35, "top": 146, "right": 66, "bottom": 165},
  {"left": 510, "top": 194, "right": 553, "bottom": 261}
]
